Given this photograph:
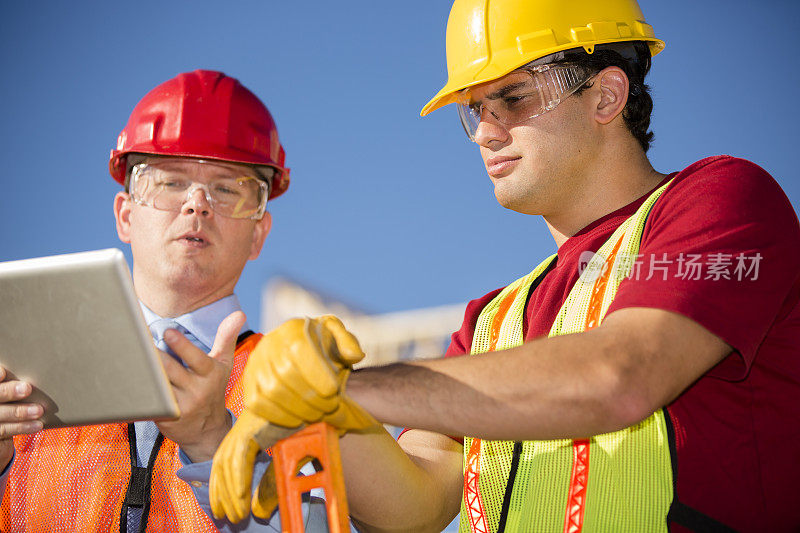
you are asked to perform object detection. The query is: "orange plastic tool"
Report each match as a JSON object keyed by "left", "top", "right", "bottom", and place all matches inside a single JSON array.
[{"left": 272, "top": 422, "right": 350, "bottom": 532}]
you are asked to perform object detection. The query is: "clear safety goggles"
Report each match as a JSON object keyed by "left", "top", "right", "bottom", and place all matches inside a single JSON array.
[
  {"left": 456, "top": 63, "right": 595, "bottom": 141},
  {"left": 129, "top": 158, "right": 270, "bottom": 220}
]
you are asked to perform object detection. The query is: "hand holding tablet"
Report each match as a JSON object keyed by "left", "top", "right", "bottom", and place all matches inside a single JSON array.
[{"left": 0, "top": 249, "right": 180, "bottom": 435}]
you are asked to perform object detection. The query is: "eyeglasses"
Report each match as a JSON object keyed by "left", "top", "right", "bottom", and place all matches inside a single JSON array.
[
  {"left": 129, "top": 159, "right": 270, "bottom": 220},
  {"left": 456, "top": 63, "right": 595, "bottom": 141}
]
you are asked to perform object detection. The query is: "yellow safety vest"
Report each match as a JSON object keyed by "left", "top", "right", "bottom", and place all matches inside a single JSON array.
[{"left": 461, "top": 181, "right": 675, "bottom": 532}]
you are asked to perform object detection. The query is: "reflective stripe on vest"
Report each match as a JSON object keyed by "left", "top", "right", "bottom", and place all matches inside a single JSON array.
[
  {"left": 461, "top": 181, "right": 674, "bottom": 533},
  {"left": 1, "top": 333, "right": 262, "bottom": 533}
]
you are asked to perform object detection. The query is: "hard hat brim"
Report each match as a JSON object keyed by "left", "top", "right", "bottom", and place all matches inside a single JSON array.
[{"left": 420, "top": 38, "right": 664, "bottom": 117}]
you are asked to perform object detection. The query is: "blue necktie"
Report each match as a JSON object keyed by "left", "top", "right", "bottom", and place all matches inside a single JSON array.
[
  {"left": 150, "top": 318, "right": 208, "bottom": 366},
  {"left": 128, "top": 319, "right": 209, "bottom": 532}
]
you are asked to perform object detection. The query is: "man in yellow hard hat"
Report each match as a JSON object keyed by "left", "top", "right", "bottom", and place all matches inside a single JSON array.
[{"left": 210, "top": 1, "right": 800, "bottom": 530}]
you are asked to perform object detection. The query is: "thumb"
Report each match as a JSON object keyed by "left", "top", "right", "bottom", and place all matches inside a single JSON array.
[
  {"left": 252, "top": 461, "right": 279, "bottom": 519},
  {"left": 210, "top": 311, "right": 247, "bottom": 366},
  {"left": 321, "top": 315, "right": 365, "bottom": 367}
]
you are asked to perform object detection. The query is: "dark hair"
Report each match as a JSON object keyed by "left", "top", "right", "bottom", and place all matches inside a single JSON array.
[{"left": 557, "top": 42, "right": 655, "bottom": 152}]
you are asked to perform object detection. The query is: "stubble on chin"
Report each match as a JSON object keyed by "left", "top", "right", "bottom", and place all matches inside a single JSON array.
[
  {"left": 493, "top": 175, "right": 547, "bottom": 215},
  {"left": 159, "top": 254, "right": 214, "bottom": 290},
  {"left": 178, "top": 259, "right": 214, "bottom": 279}
]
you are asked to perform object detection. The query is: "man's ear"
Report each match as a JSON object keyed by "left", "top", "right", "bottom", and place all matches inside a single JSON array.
[
  {"left": 249, "top": 211, "right": 273, "bottom": 260},
  {"left": 593, "top": 66, "right": 629, "bottom": 125},
  {"left": 113, "top": 192, "right": 132, "bottom": 243}
]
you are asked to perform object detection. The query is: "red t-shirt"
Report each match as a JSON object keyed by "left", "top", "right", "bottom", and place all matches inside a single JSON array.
[{"left": 444, "top": 156, "right": 800, "bottom": 531}]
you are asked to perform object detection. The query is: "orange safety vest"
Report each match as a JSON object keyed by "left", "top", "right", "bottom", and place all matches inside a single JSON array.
[{"left": 1, "top": 332, "right": 262, "bottom": 533}]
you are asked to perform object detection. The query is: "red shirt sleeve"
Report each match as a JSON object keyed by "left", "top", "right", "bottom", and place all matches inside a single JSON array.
[
  {"left": 444, "top": 288, "right": 503, "bottom": 358},
  {"left": 606, "top": 156, "right": 800, "bottom": 379}
]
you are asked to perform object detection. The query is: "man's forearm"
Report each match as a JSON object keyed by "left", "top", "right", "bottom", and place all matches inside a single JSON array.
[
  {"left": 340, "top": 428, "right": 463, "bottom": 532},
  {"left": 347, "top": 331, "right": 629, "bottom": 441},
  {"left": 348, "top": 308, "right": 730, "bottom": 442}
]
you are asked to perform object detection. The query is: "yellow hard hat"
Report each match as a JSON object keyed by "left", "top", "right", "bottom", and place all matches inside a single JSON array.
[{"left": 421, "top": 0, "right": 665, "bottom": 116}]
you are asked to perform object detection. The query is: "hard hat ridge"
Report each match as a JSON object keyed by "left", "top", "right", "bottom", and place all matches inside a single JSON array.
[{"left": 421, "top": 0, "right": 665, "bottom": 116}]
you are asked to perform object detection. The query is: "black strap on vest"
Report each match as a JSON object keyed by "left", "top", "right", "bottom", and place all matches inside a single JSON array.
[
  {"left": 663, "top": 408, "right": 738, "bottom": 532},
  {"left": 667, "top": 502, "right": 738, "bottom": 533},
  {"left": 120, "top": 423, "right": 165, "bottom": 533},
  {"left": 520, "top": 258, "right": 557, "bottom": 339},
  {"left": 496, "top": 263, "right": 555, "bottom": 530},
  {"left": 237, "top": 330, "right": 255, "bottom": 345},
  {"left": 497, "top": 441, "right": 523, "bottom": 531}
]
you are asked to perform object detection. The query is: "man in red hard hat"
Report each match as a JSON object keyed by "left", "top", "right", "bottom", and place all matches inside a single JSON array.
[
  {"left": 208, "top": 0, "right": 800, "bottom": 530},
  {"left": 0, "top": 70, "right": 329, "bottom": 531}
]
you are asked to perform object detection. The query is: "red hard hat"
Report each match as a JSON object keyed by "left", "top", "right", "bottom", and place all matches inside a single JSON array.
[{"left": 109, "top": 70, "right": 290, "bottom": 200}]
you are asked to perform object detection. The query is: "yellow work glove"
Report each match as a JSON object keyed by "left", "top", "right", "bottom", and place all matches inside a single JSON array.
[{"left": 209, "top": 315, "right": 379, "bottom": 523}]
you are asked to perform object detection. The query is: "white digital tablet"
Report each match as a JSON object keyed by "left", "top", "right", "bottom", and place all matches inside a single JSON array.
[{"left": 0, "top": 248, "right": 180, "bottom": 428}]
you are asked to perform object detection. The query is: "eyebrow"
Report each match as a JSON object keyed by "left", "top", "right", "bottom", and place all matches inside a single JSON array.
[
  {"left": 152, "top": 161, "right": 255, "bottom": 179},
  {"left": 484, "top": 81, "right": 530, "bottom": 101}
]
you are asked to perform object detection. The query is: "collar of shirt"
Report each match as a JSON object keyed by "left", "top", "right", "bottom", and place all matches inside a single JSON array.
[{"left": 138, "top": 294, "right": 250, "bottom": 353}]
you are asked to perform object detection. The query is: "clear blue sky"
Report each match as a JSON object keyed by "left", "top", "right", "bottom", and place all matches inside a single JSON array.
[{"left": 2, "top": 0, "right": 798, "bottom": 328}]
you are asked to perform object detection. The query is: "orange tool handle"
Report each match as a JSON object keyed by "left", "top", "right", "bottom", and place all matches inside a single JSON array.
[{"left": 272, "top": 422, "right": 350, "bottom": 532}]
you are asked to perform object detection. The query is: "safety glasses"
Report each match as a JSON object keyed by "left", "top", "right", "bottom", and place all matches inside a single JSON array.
[
  {"left": 129, "top": 158, "right": 270, "bottom": 220},
  {"left": 456, "top": 63, "right": 595, "bottom": 141}
]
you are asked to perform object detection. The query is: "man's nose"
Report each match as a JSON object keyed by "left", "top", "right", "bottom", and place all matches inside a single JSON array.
[
  {"left": 474, "top": 109, "right": 510, "bottom": 147},
  {"left": 181, "top": 185, "right": 213, "bottom": 217}
]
